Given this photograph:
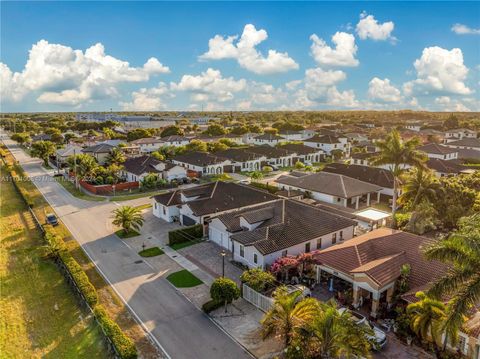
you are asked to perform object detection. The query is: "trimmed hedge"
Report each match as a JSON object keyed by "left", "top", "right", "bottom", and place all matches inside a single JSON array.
[
  {"left": 94, "top": 305, "right": 137, "bottom": 359},
  {"left": 201, "top": 299, "right": 223, "bottom": 314},
  {"left": 45, "top": 229, "right": 98, "bottom": 307},
  {"left": 249, "top": 182, "right": 278, "bottom": 194},
  {"left": 168, "top": 224, "right": 203, "bottom": 245}
]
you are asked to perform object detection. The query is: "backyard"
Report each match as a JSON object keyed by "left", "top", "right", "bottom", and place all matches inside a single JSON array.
[{"left": 0, "top": 166, "right": 108, "bottom": 358}]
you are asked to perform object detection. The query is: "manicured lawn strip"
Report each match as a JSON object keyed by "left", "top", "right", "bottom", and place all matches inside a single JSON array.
[
  {"left": 1, "top": 144, "right": 159, "bottom": 357},
  {"left": 115, "top": 229, "right": 140, "bottom": 239},
  {"left": 0, "top": 165, "right": 107, "bottom": 358},
  {"left": 169, "top": 239, "right": 203, "bottom": 251},
  {"left": 138, "top": 247, "right": 164, "bottom": 257},
  {"left": 109, "top": 189, "right": 167, "bottom": 202},
  {"left": 167, "top": 269, "right": 203, "bottom": 288},
  {"left": 55, "top": 177, "right": 105, "bottom": 201}
]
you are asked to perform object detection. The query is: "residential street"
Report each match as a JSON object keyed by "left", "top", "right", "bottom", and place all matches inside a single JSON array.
[{"left": 1, "top": 133, "right": 252, "bottom": 359}]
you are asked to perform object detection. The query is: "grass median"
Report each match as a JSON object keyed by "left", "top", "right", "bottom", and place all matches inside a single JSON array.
[
  {"left": 167, "top": 269, "right": 203, "bottom": 288},
  {"left": 55, "top": 177, "right": 105, "bottom": 202}
]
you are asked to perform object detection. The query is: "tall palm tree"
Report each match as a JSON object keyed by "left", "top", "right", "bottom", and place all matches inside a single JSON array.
[
  {"left": 111, "top": 206, "right": 144, "bottom": 235},
  {"left": 399, "top": 167, "right": 441, "bottom": 209},
  {"left": 261, "top": 286, "right": 320, "bottom": 347},
  {"left": 424, "top": 213, "right": 479, "bottom": 331},
  {"left": 106, "top": 148, "right": 126, "bottom": 166},
  {"left": 298, "top": 300, "right": 372, "bottom": 359},
  {"left": 370, "top": 130, "right": 427, "bottom": 228},
  {"left": 67, "top": 153, "right": 98, "bottom": 186}
]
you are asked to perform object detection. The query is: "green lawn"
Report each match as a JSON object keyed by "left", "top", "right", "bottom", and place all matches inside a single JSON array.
[
  {"left": 108, "top": 189, "right": 167, "bottom": 202},
  {"left": 0, "top": 165, "right": 107, "bottom": 358},
  {"left": 115, "top": 229, "right": 140, "bottom": 239},
  {"left": 138, "top": 247, "right": 164, "bottom": 257},
  {"left": 55, "top": 177, "right": 105, "bottom": 202},
  {"left": 169, "top": 239, "right": 203, "bottom": 251},
  {"left": 166, "top": 270, "right": 203, "bottom": 288}
]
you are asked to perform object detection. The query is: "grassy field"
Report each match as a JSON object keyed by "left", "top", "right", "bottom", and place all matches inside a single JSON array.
[
  {"left": 55, "top": 177, "right": 105, "bottom": 202},
  {"left": 115, "top": 229, "right": 140, "bottom": 239},
  {"left": 108, "top": 189, "right": 167, "bottom": 202},
  {"left": 1, "top": 145, "right": 160, "bottom": 357},
  {"left": 0, "top": 166, "right": 108, "bottom": 358},
  {"left": 166, "top": 270, "right": 203, "bottom": 288}
]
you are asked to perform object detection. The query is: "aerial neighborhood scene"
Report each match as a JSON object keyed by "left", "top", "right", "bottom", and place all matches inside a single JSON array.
[{"left": 1, "top": 1, "right": 480, "bottom": 359}]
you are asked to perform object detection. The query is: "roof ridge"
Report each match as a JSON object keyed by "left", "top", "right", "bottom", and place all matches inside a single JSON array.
[{"left": 354, "top": 245, "right": 363, "bottom": 266}]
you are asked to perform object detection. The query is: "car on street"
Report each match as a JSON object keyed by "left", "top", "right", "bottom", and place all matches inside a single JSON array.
[
  {"left": 338, "top": 307, "right": 387, "bottom": 350},
  {"left": 46, "top": 213, "right": 59, "bottom": 226}
]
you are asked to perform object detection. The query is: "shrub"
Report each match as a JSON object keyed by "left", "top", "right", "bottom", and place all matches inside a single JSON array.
[
  {"left": 249, "top": 182, "right": 278, "bottom": 194},
  {"left": 202, "top": 299, "right": 223, "bottom": 314},
  {"left": 94, "top": 305, "right": 137, "bottom": 359},
  {"left": 240, "top": 268, "right": 275, "bottom": 293},
  {"left": 168, "top": 224, "right": 203, "bottom": 245}
]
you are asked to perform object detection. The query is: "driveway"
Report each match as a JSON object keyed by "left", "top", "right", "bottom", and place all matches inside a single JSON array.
[{"left": 1, "top": 133, "right": 252, "bottom": 359}]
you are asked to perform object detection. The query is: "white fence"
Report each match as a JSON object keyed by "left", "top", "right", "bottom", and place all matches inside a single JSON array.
[{"left": 242, "top": 284, "right": 274, "bottom": 312}]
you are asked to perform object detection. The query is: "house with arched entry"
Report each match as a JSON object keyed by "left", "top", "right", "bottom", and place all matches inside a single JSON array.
[
  {"left": 172, "top": 152, "right": 230, "bottom": 176},
  {"left": 246, "top": 145, "right": 296, "bottom": 168},
  {"left": 215, "top": 148, "right": 265, "bottom": 172}
]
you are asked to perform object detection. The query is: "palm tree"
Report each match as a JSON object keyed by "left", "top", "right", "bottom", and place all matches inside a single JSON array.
[
  {"left": 298, "top": 300, "right": 372, "bottom": 359},
  {"left": 67, "top": 153, "right": 98, "bottom": 186},
  {"left": 261, "top": 286, "right": 320, "bottom": 347},
  {"left": 399, "top": 167, "right": 441, "bottom": 209},
  {"left": 407, "top": 291, "right": 446, "bottom": 351},
  {"left": 111, "top": 206, "right": 144, "bottom": 235},
  {"left": 370, "top": 130, "right": 427, "bottom": 228},
  {"left": 106, "top": 148, "right": 126, "bottom": 165},
  {"left": 424, "top": 213, "right": 479, "bottom": 332}
]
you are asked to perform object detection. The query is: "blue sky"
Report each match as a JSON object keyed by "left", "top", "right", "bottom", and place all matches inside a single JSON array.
[{"left": 1, "top": 1, "right": 479, "bottom": 112}]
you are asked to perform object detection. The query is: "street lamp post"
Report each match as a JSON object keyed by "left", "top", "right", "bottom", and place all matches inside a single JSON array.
[{"left": 221, "top": 250, "right": 226, "bottom": 277}]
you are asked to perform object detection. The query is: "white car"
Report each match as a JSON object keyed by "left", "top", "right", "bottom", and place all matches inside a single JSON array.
[
  {"left": 286, "top": 284, "right": 311, "bottom": 300},
  {"left": 338, "top": 308, "right": 387, "bottom": 350}
]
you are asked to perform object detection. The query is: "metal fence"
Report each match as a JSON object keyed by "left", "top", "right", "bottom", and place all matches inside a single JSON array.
[{"left": 242, "top": 284, "right": 274, "bottom": 312}]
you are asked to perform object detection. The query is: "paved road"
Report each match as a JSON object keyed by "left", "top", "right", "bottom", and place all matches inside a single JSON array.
[{"left": 1, "top": 133, "right": 252, "bottom": 359}]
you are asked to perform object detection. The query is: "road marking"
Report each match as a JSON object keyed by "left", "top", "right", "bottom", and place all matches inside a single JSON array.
[{"left": 3, "top": 138, "right": 171, "bottom": 359}]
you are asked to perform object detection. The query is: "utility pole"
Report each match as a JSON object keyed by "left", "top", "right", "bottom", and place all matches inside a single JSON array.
[{"left": 73, "top": 149, "right": 78, "bottom": 189}]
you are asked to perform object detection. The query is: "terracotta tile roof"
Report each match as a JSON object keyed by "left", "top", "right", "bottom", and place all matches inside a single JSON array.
[{"left": 314, "top": 229, "right": 446, "bottom": 289}]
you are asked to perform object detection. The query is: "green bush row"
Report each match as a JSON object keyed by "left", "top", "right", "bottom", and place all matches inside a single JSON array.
[
  {"left": 201, "top": 299, "right": 223, "bottom": 313},
  {"left": 94, "top": 305, "right": 138, "bottom": 359},
  {"left": 168, "top": 224, "right": 203, "bottom": 245},
  {"left": 249, "top": 181, "right": 278, "bottom": 194},
  {"left": 45, "top": 229, "right": 98, "bottom": 307}
]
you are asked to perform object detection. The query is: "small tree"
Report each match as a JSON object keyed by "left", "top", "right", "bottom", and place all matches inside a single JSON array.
[
  {"left": 31, "top": 140, "right": 56, "bottom": 167},
  {"left": 210, "top": 277, "right": 240, "bottom": 313},
  {"left": 294, "top": 161, "right": 305, "bottom": 170},
  {"left": 112, "top": 206, "right": 144, "bottom": 235},
  {"left": 151, "top": 151, "right": 165, "bottom": 161},
  {"left": 11, "top": 132, "right": 31, "bottom": 145},
  {"left": 262, "top": 166, "right": 273, "bottom": 173},
  {"left": 249, "top": 171, "right": 264, "bottom": 182}
]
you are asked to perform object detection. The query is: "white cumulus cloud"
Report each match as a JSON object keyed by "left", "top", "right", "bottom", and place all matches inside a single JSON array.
[
  {"left": 0, "top": 40, "right": 169, "bottom": 105},
  {"left": 310, "top": 32, "right": 359, "bottom": 67},
  {"left": 451, "top": 23, "right": 480, "bottom": 35},
  {"left": 171, "top": 68, "right": 247, "bottom": 102},
  {"left": 120, "top": 82, "right": 171, "bottom": 111},
  {"left": 199, "top": 24, "right": 298, "bottom": 75},
  {"left": 356, "top": 12, "right": 396, "bottom": 41},
  {"left": 403, "top": 46, "right": 472, "bottom": 96},
  {"left": 367, "top": 77, "right": 402, "bottom": 102}
]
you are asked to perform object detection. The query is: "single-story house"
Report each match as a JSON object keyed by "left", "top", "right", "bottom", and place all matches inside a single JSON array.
[
  {"left": 172, "top": 152, "right": 231, "bottom": 175},
  {"left": 444, "top": 128, "right": 477, "bottom": 141},
  {"left": 122, "top": 155, "right": 187, "bottom": 182},
  {"left": 55, "top": 144, "right": 84, "bottom": 166},
  {"left": 278, "top": 130, "right": 303, "bottom": 141},
  {"left": 314, "top": 228, "right": 445, "bottom": 318},
  {"left": 152, "top": 181, "right": 278, "bottom": 227},
  {"left": 130, "top": 137, "right": 165, "bottom": 153},
  {"left": 215, "top": 148, "right": 265, "bottom": 172},
  {"left": 160, "top": 135, "right": 190, "bottom": 147},
  {"left": 246, "top": 146, "right": 296, "bottom": 168},
  {"left": 279, "top": 143, "right": 324, "bottom": 164},
  {"left": 253, "top": 133, "right": 286, "bottom": 147},
  {"left": 444, "top": 138, "right": 480, "bottom": 152},
  {"left": 418, "top": 143, "right": 458, "bottom": 161},
  {"left": 276, "top": 171, "right": 382, "bottom": 209},
  {"left": 426, "top": 158, "right": 471, "bottom": 177},
  {"left": 209, "top": 199, "right": 356, "bottom": 268},
  {"left": 81, "top": 143, "right": 115, "bottom": 165}
]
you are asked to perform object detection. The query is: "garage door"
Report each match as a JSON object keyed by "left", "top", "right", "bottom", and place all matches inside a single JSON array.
[{"left": 182, "top": 215, "right": 196, "bottom": 226}]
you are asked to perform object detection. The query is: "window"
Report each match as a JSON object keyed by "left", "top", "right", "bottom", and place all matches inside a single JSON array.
[
  {"left": 240, "top": 245, "right": 244, "bottom": 258},
  {"left": 305, "top": 242, "right": 311, "bottom": 253},
  {"left": 163, "top": 206, "right": 166, "bottom": 215},
  {"left": 332, "top": 233, "right": 337, "bottom": 244},
  {"left": 282, "top": 250, "right": 288, "bottom": 257},
  {"left": 253, "top": 253, "right": 258, "bottom": 264},
  {"left": 339, "top": 231, "right": 343, "bottom": 241},
  {"left": 316, "top": 238, "right": 322, "bottom": 249}
]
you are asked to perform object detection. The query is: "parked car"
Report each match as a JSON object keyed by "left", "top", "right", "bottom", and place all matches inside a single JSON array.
[
  {"left": 286, "top": 284, "right": 311, "bottom": 300},
  {"left": 46, "top": 213, "right": 59, "bottom": 226},
  {"left": 338, "top": 307, "right": 387, "bottom": 350}
]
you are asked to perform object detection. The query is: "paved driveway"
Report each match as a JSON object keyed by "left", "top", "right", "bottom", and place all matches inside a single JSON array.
[{"left": 1, "top": 133, "right": 252, "bottom": 359}]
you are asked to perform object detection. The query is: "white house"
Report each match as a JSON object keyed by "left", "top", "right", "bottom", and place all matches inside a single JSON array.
[
  {"left": 215, "top": 148, "right": 265, "bottom": 172},
  {"left": 418, "top": 143, "right": 458, "bottom": 161},
  {"left": 130, "top": 137, "right": 165, "bottom": 153},
  {"left": 160, "top": 135, "right": 190, "bottom": 147},
  {"left": 280, "top": 143, "right": 324, "bottom": 164},
  {"left": 122, "top": 155, "right": 187, "bottom": 183},
  {"left": 445, "top": 128, "right": 477, "bottom": 141},
  {"left": 405, "top": 121, "right": 423, "bottom": 132},
  {"left": 304, "top": 135, "right": 350, "bottom": 157},
  {"left": 172, "top": 152, "right": 231, "bottom": 175},
  {"left": 246, "top": 146, "right": 297, "bottom": 168},
  {"left": 253, "top": 133, "right": 286, "bottom": 147},
  {"left": 208, "top": 199, "right": 356, "bottom": 269},
  {"left": 278, "top": 130, "right": 303, "bottom": 141}
]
